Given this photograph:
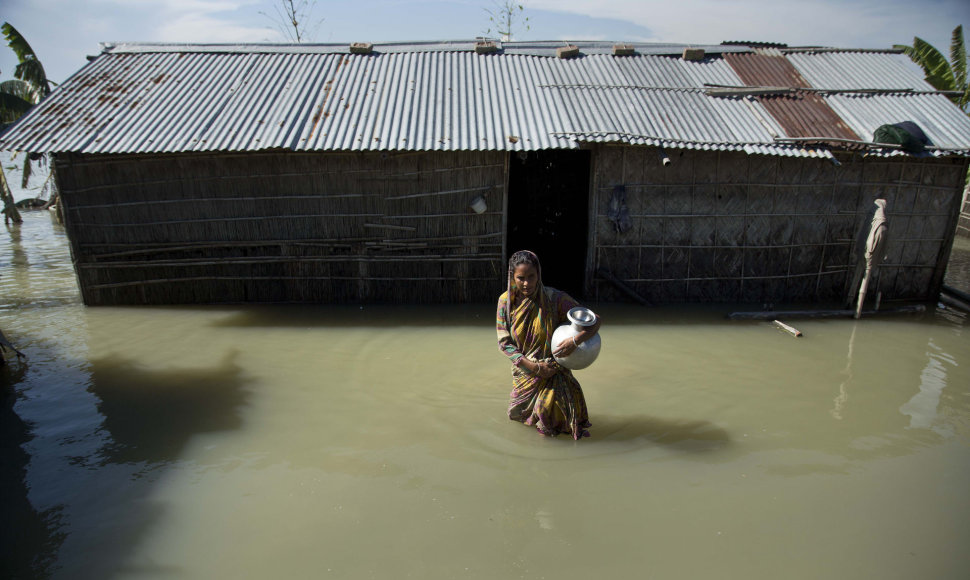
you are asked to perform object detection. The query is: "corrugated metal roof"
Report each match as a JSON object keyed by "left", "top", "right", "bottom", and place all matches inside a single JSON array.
[
  {"left": 825, "top": 93, "right": 970, "bottom": 153},
  {"left": 101, "top": 40, "right": 753, "bottom": 58},
  {"left": 1, "top": 41, "right": 968, "bottom": 158},
  {"left": 4, "top": 50, "right": 573, "bottom": 153},
  {"left": 542, "top": 53, "right": 743, "bottom": 88},
  {"left": 787, "top": 51, "right": 934, "bottom": 91},
  {"left": 546, "top": 87, "right": 785, "bottom": 145}
]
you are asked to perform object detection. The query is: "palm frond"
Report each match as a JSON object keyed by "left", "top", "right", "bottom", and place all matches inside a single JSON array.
[
  {"left": 0, "top": 90, "right": 34, "bottom": 123},
  {"left": 1, "top": 79, "right": 33, "bottom": 100},
  {"left": 950, "top": 25, "right": 968, "bottom": 108},
  {"left": 13, "top": 59, "right": 49, "bottom": 100},
  {"left": 1, "top": 23, "right": 38, "bottom": 62},
  {"left": 2, "top": 22, "right": 51, "bottom": 98},
  {"left": 897, "top": 37, "right": 955, "bottom": 91}
]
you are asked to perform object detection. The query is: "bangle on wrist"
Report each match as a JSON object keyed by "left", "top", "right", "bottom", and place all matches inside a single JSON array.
[{"left": 572, "top": 336, "right": 579, "bottom": 347}]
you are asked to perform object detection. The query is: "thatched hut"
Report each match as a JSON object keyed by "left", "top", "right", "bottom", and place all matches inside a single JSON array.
[{"left": 2, "top": 41, "right": 969, "bottom": 305}]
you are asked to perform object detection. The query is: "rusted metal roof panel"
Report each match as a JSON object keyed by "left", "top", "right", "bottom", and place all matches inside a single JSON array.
[
  {"left": 724, "top": 51, "right": 860, "bottom": 141},
  {"left": 724, "top": 52, "right": 811, "bottom": 88},
  {"left": 756, "top": 92, "right": 860, "bottom": 140}
]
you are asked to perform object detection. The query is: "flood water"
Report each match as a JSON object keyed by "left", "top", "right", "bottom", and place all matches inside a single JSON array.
[
  {"left": 2, "top": 211, "right": 969, "bottom": 579},
  {"left": 945, "top": 234, "right": 970, "bottom": 294}
]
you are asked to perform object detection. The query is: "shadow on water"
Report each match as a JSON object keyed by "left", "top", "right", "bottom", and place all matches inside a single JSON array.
[
  {"left": 87, "top": 349, "right": 250, "bottom": 465},
  {"left": 2, "top": 346, "right": 251, "bottom": 579},
  {"left": 591, "top": 412, "right": 732, "bottom": 453},
  {"left": 207, "top": 303, "right": 496, "bottom": 328},
  {"left": 1, "top": 361, "right": 65, "bottom": 579},
  {"left": 200, "top": 301, "right": 933, "bottom": 331},
  {"left": 50, "top": 350, "right": 252, "bottom": 579},
  {"left": 202, "top": 302, "right": 765, "bottom": 330}
]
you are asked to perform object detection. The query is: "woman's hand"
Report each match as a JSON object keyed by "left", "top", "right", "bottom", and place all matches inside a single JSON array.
[
  {"left": 552, "top": 337, "right": 579, "bottom": 356},
  {"left": 536, "top": 362, "right": 555, "bottom": 379},
  {"left": 552, "top": 314, "right": 602, "bottom": 358},
  {"left": 533, "top": 360, "right": 558, "bottom": 379},
  {"left": 553, "top": 336, "right": 579, "bottom": 357}
]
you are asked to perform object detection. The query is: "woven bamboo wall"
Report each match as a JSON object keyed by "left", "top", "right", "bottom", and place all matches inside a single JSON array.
[
  {"left": 591, "top": 146, "right": 968, "bottom": 304},
  {"left": 54, "top": 151, "right": 506, "bottom": 305}
]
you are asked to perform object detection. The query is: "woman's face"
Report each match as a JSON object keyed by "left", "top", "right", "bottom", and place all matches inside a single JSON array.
[{"left": 513, "top": 263, "right": 539, "bottom": 297}]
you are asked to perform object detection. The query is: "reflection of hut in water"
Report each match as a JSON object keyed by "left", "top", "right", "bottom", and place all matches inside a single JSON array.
[
  {"left": 1, "top": 41, "right": 969, "bottom": 305},
  {"left": 1, "top": 361, "right": 64, "bottom": 578},
  {"left": 88, "top": 352, "right": 249, "bottom": 464}
]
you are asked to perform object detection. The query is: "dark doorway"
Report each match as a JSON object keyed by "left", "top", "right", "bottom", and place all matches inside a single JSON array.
[{"left": 507, "top": 150, "right": 591, "bottom": 298}]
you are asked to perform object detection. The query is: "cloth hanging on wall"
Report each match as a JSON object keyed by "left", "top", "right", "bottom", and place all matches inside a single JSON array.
[{"left": 607, "top": 185, "right": 632, "bottom": 233}]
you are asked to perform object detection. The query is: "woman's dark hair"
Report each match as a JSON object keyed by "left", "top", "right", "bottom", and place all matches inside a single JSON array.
[{"left": 509, "top": 250, "right": 539, "bottom": 271}]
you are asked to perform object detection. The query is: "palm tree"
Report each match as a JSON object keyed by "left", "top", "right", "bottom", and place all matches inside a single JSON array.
[
  {"left": 894, "top": 25, "right": 969, "bottom": 113},
  {"left": 1, "top": 22, "right": 54, "bottom": 224}
]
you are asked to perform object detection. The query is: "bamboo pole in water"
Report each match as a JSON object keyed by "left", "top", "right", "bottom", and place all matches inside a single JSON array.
[
  {"left": 942, "top": 285, "right": 970, "bottom": 304},
  {"left": 728, "top": 305, "right": 926, "bottom": 320},
  {"left": 940, "top": 292, "right": 970, "bottom": 313}
]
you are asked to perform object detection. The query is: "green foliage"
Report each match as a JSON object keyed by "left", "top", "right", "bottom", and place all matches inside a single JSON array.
[
  {"left": 895, "top": 25, "right": 969, "bottom": 111},
  {"left": 0, "top": 80, "right": 34, "bottom": 125},
  {"left": 951, "top": 26, "right": 967, "bottom": 91},
  {"left": 1, "top": 22, "right": 53, "bottom": 219},
  {"left": 1, "top": 22, "right": 51, "bottom": 100}
]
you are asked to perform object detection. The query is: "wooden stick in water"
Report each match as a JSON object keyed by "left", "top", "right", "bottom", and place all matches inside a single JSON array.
[
  {"left": 728, "top": 305, "right": 925, "bottom": 320},
  {"left": 772, "top": 320, "right": 803, "bottom": 337}
]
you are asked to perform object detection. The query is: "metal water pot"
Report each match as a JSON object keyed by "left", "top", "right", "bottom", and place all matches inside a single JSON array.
[{"left": 551, "top": 307, "right": 602, "bottom": 370}]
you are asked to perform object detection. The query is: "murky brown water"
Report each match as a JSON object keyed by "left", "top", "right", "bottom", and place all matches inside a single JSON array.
[{"left": 3, "top": 211, "right": 969, "bottom": 579}]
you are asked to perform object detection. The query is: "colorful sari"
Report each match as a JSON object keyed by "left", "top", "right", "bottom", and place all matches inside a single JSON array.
[{"left": 496, "top": 281, "right": 591, "bottom": 440}]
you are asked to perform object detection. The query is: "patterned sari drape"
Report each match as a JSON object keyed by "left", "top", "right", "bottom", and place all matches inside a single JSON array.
[{"left": 497, "top": 287, "right": 590, "bottom": 439}]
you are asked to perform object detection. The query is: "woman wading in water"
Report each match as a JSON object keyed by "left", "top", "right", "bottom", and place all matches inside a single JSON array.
[{"left": 496, "top": 250, "right": 601, "bottom": 439}]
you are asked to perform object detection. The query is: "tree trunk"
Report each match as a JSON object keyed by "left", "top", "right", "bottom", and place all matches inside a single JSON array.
[{"left": 0, "top": 166, "right": 23, "bottom": 225}]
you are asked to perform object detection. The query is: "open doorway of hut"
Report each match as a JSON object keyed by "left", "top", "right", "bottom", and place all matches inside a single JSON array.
[{"left": 507, "top": 150, "right": 591, "bottom": 297}]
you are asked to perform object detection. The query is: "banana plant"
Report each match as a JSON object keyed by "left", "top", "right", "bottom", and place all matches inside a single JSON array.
[
  {"left": 2, "top": 22, "right": 51, "bottom": 102},
  {"left": 1, "top": 22, "right": 56, "bottom": 223},
  {"left": 895, "top": 25, "right": 969, "bottom": 112}
]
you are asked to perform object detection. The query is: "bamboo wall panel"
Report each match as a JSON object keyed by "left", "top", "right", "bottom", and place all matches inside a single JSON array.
[
  {"left": 591, "top": 146, "right": 968, "bottom": 304},
  {"left": 56, "top": 150, "right": 506, "bottom": 305}
]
